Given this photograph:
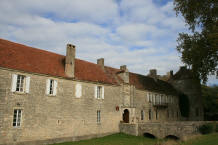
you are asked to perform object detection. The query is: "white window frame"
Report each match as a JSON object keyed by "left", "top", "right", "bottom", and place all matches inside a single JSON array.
[
  {"left": 75, "top": 83, "right": 82, "bottom": 98},
  {"left": 13, "top": 109, "right": 22, "bottom": 127},
  {"left": 97, "top": 110, "right": 101, "bottom": 123},
  {"left": 46, "top": 79, "right": 57, "bottom": 96},
  {"left": 11, "top": 74, "right": 30, "bottom": 93},
  {"left": 95, "top": 85, "right": 104, "bottom": 99}
]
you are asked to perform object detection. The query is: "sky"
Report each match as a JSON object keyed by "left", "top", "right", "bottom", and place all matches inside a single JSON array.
[{"left": 0, "top": 0, "right": 217, "bottom": 85}]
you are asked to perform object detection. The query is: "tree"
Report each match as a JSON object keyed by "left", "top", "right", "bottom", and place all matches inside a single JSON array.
[
  {"left": 174, "top": 0, "right": 218, "bottom": 83},
  {"left": 201, "top": 85, "right": 218, "bottom": 120}
]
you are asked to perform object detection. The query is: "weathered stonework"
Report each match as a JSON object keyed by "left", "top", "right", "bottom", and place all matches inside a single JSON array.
[
  {"left": 0, "top": 68, "right": 122, "bottom": 145},
  {"left": 0, "top": 39, "right": 205, "bottom": 145}
]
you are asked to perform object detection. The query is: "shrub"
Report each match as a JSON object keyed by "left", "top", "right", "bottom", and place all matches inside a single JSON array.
[
  {"left": 199, "top": 124, "right": 214, "bottom": 134},
  {"left": 215, "top": 124, "right": 218, "bottom": 132}
]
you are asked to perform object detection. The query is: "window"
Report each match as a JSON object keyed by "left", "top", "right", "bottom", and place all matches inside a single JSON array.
[
  {"left": 95, "top": 86, "right": 104, "bottom": 99},
  {"left": 141, "top": 110, "right": 144, "bottom": 120},
  {"left": 13, "top": 109, "right": 22, "bottom": 127},
  {"left": 75, "top": 84, "right": 82, "bottom": 98},
  {"left": 148, "top": 109, "right": 152, "bottom": 120},
  {"left": 195, "top": 108, "right": 199, "bottom": 116},
  {"left": 97, "top": 86, "right": 102, "bottom": 99},
  {"left": 49, "top": 79, "right": 54, "bottom": 95},
  {"left": 167, "top": 110, "right": 170, "bottom": 118},
  {"left": 155, "top": 109, "right": 158, "bottom": 120},
  {"left": 149, "top": 93, "right": 152, "bottom": 103},
  {"left": 11, "top": 74, "right": 30, "bottom": 93},
  {"left": 46, "top": 79, "right": 58, "bottom": 96},
  {"left": 97, "top": 110, "right": 101, "bottom": 123},
  {"left": 16, "top": 75, "right": 25, "bottom": 92}
]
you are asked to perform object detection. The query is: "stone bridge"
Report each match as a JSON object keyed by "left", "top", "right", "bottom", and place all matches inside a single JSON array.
[{"left": 120, "top": 121, "right": 215, "bottom": 140}]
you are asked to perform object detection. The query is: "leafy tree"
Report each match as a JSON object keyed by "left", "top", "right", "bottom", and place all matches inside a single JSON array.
[
  {"left": 174, "top": 0, "right": 218, "bottom": 83},
  {"left": 201, "top": 85, "right": 218, "bottom": 120}
]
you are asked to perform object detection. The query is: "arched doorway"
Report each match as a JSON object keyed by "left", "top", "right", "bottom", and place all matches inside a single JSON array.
[{"left": 123, "top": 109, "right": 129, "bottom": 123}]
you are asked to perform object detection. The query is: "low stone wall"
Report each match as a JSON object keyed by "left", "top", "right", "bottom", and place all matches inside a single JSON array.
[
  {"left": 120, "top": 121, "right": 217, "bottom": 140},
  {"left": 119, "top": 123, "right": 138, "bottom": 136}
]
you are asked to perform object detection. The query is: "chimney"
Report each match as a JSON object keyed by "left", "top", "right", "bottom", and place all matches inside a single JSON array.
[
  {"left": 97, "top": 58, "right": 104, "bottom": 69},
  {"left": 119, "top": 65, "right": 129, "bottom": 83},
  {"left": 120, "top": 65, "right": 127, "bottom": 71},
  {"left": 149, "top": 69, "right": 157, "bottom": 77},
  {"left": 65, "top": 44, "right": 75, "bottom": 78}
]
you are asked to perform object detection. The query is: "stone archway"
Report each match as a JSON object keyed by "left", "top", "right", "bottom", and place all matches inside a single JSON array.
[
  {"left": 143, "top": 133, "right": 156, "bottom": 139},
  {"left": 123, "top": 109, "right": 129, "bottom": 123},
  {"left": 165, "top": 135, "right": 179, "bottom": 140}
]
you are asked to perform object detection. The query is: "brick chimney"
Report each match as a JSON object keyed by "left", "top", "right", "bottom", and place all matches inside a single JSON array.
[
  {"left": 149, "top": 69, "right": 157, "bottom": 77},
  {"left": 65, "top": 44, "right": 75, "bottom": 78},
  {"left": 97, "top": 58, "right": 104, "bottom": 69},
  {"left": 119, "top": 65, "right": 129, "bottom": 83}
]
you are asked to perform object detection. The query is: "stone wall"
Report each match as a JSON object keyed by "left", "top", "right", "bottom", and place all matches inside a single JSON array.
[
  {"left": 0, "top": 68, "right": 122, "bottom": 145},
  {"left": 119, "top": 123, "right": 138, "bottom": 136},
  {"left": 133, "top": 89, "right": 181, "bottom": 123},
  {"left": 170, "top": 79, "right": 203, "bottom": 121},
  {"left": 121, "top": 121, "right": 217, "bottom": 141}
]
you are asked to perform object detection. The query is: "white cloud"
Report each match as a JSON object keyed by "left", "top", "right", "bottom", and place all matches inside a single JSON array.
[{"left": 0, "top": 0, "right": 216, "bottom": 85}]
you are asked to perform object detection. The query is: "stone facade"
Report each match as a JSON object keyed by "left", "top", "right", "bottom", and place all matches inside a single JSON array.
[
  {"left": 0, "top": 68, "right": 122, "bottom": 144},
  {"left": 0, "top": 39, "right": 203, "bottom": 145}
]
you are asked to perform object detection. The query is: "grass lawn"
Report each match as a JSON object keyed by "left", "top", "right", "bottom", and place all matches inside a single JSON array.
[
  {"left": 182, "top": 133, "right": 218, "bottom": 145},
  {"left": 50, "top": 133, "right": 218, "bottom": 145}
]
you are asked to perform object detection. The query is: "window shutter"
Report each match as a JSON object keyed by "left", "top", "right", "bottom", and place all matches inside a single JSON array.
[
  {"left": 25, "top": 76, "right": 30, "bottom": 93},
  {"left": 94, "top": 86, "right": 97, "bottom": 98},
  {"left": 11, "top": 74, "right": 17, "bottom": 92},
  {"left": 76, "top": 84, "right": 82, "bottom": 98},
  {"left": 102, "top": 86, "right": 104, "bottom": 99},
  {"left": 46, "top": 79, "right": 50, "bottom": 95},
  {"left": 53, "top": 80, "right": 58, "bottom": 96}
]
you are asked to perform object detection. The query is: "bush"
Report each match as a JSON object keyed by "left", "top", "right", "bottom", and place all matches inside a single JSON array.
[
  {"left": 215, "top": 124, "right": 218, "bottom": 132},
  {"left": 199, "top": 124, "right": 214, "bottom": 134}
]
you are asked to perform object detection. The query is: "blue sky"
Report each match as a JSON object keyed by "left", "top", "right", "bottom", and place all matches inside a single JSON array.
[{"left": 0, "top": 0, "right": 217, "bottom": 85}]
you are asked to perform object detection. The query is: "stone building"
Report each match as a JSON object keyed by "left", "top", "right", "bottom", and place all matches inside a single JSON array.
[{"left": 0, "top": 39, "right": 203, "bottom": 145}]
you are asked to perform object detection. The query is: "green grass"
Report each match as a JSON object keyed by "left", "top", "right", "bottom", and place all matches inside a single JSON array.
[
  {"left": 50, "top": 133, "right": 218, "bottom": 145},
  {"left": 182, "top": 133, "right": 218, "bottom": 145},
  {"left": 51, "top": 133, "right": 159, "bottom": 145}
]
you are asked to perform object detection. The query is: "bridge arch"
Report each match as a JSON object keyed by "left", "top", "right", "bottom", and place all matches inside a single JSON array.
[
  {"left": 165, "top": 135, "right": 179, "bottom": 140},
  {"left": 143, "top": 132, "right": 156, "bottom": 139}
]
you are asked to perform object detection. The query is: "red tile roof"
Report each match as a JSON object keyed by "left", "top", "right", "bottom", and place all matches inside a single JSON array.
[
  {"left": 0, "top": 38, "right": 119, "bottom": 85},
  {"left": 0, "top": 38, "right": 178, "bottom": 95},
  {"left": 129, "top": 72, "right": 178, "bottom": 95}
]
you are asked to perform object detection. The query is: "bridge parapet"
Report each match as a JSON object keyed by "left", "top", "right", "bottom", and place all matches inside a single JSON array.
[{"left": 120, "top": 121, "right": 217, "bottom": 140}]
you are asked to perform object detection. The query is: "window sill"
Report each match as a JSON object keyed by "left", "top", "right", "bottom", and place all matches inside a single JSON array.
[
  {"left": 47, "top": 94, "right": 56, "bottom": 97},
  {"left": 13, "top": 91, "right": 27, "bottom": 95}
]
